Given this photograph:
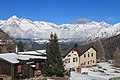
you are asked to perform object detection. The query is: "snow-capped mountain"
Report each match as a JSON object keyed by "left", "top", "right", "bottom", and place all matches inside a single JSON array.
[
  {"left": 0, "top": 15, "right": 120, "bottom": 43},
  {"left": 89, "top": 22, "right": 120, "bottom": 41}
]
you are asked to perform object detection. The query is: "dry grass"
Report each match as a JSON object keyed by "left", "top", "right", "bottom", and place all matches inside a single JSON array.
[
  {"left": 51, "top": 77, "right": 69, "bottom": 80},
  {"left": 29, "top": 76, "right": 69, "bottom": 80},
  {"left": 109, "top": 77, "right": 120, "bottom": 80}
]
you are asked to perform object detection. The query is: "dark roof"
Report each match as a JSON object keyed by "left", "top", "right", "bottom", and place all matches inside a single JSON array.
[
  {"left": 76, "top": 45, "right": 93, "bottom": 53},
  {"left": 61, "top": 46, "right": 73, "bottom": 57},
  {"left": 61, "top": 44, "right": 95, "bottom": 58}
]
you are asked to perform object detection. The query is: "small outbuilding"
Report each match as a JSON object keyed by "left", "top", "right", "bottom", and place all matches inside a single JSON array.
[{"left": 0, "top": 50, "right": 46, "bottom": 80}]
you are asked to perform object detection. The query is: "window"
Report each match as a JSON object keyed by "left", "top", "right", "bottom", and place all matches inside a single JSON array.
[
  {"left": 93, "top": 60, "right": 94, "bottom": 63},
  {"left": 73, "top": 58, "right": 75, "bottom": 62},
  {"left": 36, "top": 63, "right": 39, "bottom": 69},
  {"left": 74, "top": 54, "right": 76, "bottom": 56},
  {"left": 72, "top": 49, "right": 74, "bottom": 53},
  {"left": 84, "top": 62, "right": 86, "bottom": 65},
  {"left": 65, "top": 59, "right": 67, "bottom": 63},
  {"left": 73, "top": 57, "right": 78, "bottom": 62},
  {"left": 91, "top": 53, "right": 93, "bottom": 57},
  {"left": 24, "top": 65, "right": 28, "bottom": 71},
  {"left": 65, "top": 59, "right": 70, "bottom": 63},
  {"left": 88, "top": 54, "right": 90, "bottom": 57},
  {"left": 68, "top": 58, "right": 70, "bottom": 63},
  {"left": 76, "top": 57, "right": 78, "bottom": 62},
  {"left": 68, "top": 55, "right": 71, "bottom": 57},
  {"left": 18, "top": 65, "right": 22, "bottom": 73},
  {"left": 84, "top": 54, "right": 86, "bottom": 58},
  {"left": 88, "top": 61, "right": 89, "bottom": 65}
]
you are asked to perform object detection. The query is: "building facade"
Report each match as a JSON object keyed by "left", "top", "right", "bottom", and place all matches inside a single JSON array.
[
  {"left": 63, "top": 45, "right": 96, "bottom": 71},
  {"left": 0, "top": 50, "right": 46, "bottom": 80}
]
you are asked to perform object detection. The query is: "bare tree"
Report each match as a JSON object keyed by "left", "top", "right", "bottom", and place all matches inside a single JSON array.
[
  {"left": 4, "top": 31, "right": 16, "bottom": 53},
  {"left": 113, "top": 47, "right": 120, "bottom": 67}
]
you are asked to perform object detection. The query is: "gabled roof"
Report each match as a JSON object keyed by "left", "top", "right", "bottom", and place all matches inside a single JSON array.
[
  {"left": 0, "top": 53, "right": 19, "bottom": 64},
  {"left": 61, "top": 46, "right": 73, "bottom": 57},
  {"left": 0, "top": 50, "right": 47, "bottom": 64},
  {"left": 76, "top": 45, "right": 94, "bottom": 54},
  {"left": 18, "top": 50, "right": 46, "bottom": 56},
  {"left": 61, "top": 44, "right": 96, "bottom": 58}
]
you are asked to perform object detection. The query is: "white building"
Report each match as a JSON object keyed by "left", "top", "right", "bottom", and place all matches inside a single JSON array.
[{"left": 62, "top": 45, "right": 97, "bottom": 71}]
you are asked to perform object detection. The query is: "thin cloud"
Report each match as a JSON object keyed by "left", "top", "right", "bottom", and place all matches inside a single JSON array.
[
  {"left": 106, "top": 17, "right": 112, "bottom": 20},
  {"left": 74, "top": 18, "right": 91, "bottom": 24}
]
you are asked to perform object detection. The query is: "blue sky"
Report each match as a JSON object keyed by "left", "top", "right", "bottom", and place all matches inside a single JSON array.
[{"left": 0, "top": 0, "right": 120, "bottom": 24}]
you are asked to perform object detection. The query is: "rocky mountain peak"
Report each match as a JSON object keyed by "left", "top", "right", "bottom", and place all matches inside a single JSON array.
[{"left": 0, "top": 16, "right": 120, "bottom": 42}]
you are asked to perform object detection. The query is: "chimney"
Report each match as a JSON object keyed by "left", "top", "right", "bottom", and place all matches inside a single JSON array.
[
  {"left": 15, "top": 44, "right": 18, "bottom": 54},
  {"left": 74, "top": 43, "right": 78, "bottom": 48}
]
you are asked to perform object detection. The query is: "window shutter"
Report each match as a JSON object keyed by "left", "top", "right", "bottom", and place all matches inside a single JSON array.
[
  {"left": 18, "top": 65, "right": 21, "bottom": 73},
  {"left": 36, "top": 63, "right": 39, "bottom": 69}
]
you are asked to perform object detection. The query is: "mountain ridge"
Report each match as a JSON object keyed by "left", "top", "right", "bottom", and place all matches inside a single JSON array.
[{"left": 0, "top": 15, "right": 120, "bottom": 43}]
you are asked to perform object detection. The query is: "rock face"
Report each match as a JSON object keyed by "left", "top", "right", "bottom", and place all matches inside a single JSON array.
[{"left": 0, "top": 29, "right": 16, "bottom": 53}]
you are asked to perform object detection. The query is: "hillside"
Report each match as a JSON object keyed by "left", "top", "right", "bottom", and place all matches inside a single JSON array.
[
  {"left": 102, "top": 34, "right": 120, "bottom": 59},
  {"left": 78, "top": 34, "right": 120, "bottom": 60},
  {"left": 0, "top": 29, "right": 10, "bottom": 40},
  {"left": 0, "top": 29, "right": 16, "bottom": 53}
]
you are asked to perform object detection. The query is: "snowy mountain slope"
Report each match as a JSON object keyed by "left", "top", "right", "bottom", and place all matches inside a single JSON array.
[
  {"left": 0, "top": 15, "right": 120, "bottom": 42},
  {"left": 89, "top": 22, "right": 120, "bottom": 41}
]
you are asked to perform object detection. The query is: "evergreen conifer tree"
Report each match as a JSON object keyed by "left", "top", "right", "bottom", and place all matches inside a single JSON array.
[
  {"left": 17, "top": 40, "right": 24, "bottom": 52},
  {"left": 43, "top": 33, "right": 64, "bottom": 77}
]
